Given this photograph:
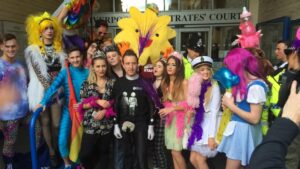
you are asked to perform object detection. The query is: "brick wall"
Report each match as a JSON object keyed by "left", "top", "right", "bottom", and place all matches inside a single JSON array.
[
  {"left": 0, "top": 0, "right": 61, "bottom": 24},
  {"left": 259, "top": 0, "right": 300, "bottom": 22}
]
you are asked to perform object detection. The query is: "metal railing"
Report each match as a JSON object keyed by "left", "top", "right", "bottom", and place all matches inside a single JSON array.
[{"left": 29, "top": 107, "right": 43, "bottom": 169}]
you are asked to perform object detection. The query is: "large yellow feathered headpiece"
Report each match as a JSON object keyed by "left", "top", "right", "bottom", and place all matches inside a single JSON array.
[
  {"left": 114, "top": 7, "right": 176, "bottom": 65},
  {"left": 25, "top": 12, "right": 63, "bottom": 53}
]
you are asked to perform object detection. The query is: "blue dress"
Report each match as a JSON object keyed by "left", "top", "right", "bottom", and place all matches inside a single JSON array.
[
  {"left": 40, "top": 65, "right": 88, "bottom": 158},
  {"left": 217, "top": 80, "right": 268, "bottom": 166}
]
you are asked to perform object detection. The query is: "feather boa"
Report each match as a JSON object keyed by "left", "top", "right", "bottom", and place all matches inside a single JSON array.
[
  {"left": 187, "top": 73, "right": 203, "bottom": 108},
  {"left": 77, "top": 96, "right": 115, "bottom": 120},
  {"left": 164, "top": 101, "right": 189, "bottom": 138},
  {"left": 105, "top": 107, "right": 116, "bottom": 118},
  {"left": 138, "top": 78, "right": 163, "bottom": 109},
  {"left": 187, "top": 81, "right": 211, "bottom": 149}
]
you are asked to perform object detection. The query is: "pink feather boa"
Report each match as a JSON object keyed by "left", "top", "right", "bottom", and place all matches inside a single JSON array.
[
  {"left": 187, "top": 73, "right": 203, "bottom": 108},
  {"left": 104, "top": 106, "right": 116, "bottom": 118},
  {"left": 77, "top": 96, "right": 116, "bottom": 120},
  {"left": 164, "top": 101, "right": 189, "bottom": 138}
]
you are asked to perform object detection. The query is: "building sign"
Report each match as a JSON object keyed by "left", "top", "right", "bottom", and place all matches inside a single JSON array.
[{"left": 93, "top": 9, "right": 241, "bottom": 27}]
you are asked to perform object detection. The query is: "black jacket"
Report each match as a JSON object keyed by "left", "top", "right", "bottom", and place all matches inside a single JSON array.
[{"left": 249, "top": 118, "right": 300, "bottom": 169}]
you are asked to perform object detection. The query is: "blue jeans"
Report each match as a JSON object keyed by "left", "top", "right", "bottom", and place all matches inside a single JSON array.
[{"left": 114, "top": 137, "right": 125, "bottom": 169}]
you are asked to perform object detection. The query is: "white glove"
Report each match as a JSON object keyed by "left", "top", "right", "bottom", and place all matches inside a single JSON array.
[
  {"left": 114, "top": 124, "right": 122, "bottom": 139},
  {"left": 147, "top": 125, "right": 154, "bottom": 140}
]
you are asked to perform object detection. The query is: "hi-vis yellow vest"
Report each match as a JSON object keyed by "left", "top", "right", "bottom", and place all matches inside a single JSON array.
[
  {"left": 183, "top": 57, "right": 193, "bottom": 79},
  {"left": 261, "top": 94, "right": 270, "bottom": 135},
  {"left": 261, "top": 69, "right": 285, "bottom": 135},
  {"left": 267, "top": 69, "right": 286, "bottom": 117}
]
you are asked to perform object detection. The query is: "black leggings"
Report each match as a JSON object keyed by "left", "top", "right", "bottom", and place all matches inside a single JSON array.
[
  {"left": 79, "top": 132, "right": 113, "bottom": 169},
  {"left": 153, "top": 119, "right": 168, "bottom": 169},
  {"left": 118, "top": 129, "right": 148, "bottom": 169}
]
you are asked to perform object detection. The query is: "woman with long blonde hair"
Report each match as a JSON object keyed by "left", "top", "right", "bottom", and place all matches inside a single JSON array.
[
  {"left": 187, "top": 56, "right": 222, "bottom": 169},
  {"left": 78, "top": 51, "right": 115, "bottom": 169}
]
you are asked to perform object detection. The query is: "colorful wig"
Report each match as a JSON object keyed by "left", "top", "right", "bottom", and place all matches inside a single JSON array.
[
  {"left": 25, "top": 12, "right": 63, "bottom": 54},
  {"left": 246, "top": 47, "right": 274, "bottom": 77},
  {"left": 292, "top": 27, "right": 300, "bottom": 49},
  {"left": 224, "top": 48, "right": 264, "bottom": 99}
]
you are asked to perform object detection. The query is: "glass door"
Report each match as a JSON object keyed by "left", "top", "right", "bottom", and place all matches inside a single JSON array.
[{"left": 177, "top": 28, "right": 211, "bottom": 56}]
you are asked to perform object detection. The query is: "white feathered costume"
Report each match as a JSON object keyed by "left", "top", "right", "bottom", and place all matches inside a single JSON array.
[{"left": 25, "top": 45, "right": 66, "bottom": 111}]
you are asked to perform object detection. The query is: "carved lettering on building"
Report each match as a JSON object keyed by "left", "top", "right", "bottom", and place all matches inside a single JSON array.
[{"left": 93, "top": 9, "right": 241, "bottom": 26}]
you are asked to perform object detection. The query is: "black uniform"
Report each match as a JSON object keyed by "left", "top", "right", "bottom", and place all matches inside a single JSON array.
[{"left": 112, "top": 76, "right": 155, "bottom": 169}]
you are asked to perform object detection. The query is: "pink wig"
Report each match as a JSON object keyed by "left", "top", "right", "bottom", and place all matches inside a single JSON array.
[{"left": 224, "top": 48, "right": 264, "bottom": 99}]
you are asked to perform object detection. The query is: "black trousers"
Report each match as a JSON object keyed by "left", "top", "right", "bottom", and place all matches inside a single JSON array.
[
  {"left": 79, "top": 132, "right": 113, "bottom": 169},
  {"left": 117, "top": 129, "right": 148, "bottom": 169}
]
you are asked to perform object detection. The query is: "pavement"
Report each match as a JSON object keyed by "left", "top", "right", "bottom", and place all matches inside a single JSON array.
[{"left": 0, "top": 123, "right": 226, "bottom": 169}]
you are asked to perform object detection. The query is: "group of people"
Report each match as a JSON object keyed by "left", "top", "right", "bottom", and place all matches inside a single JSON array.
[{"left": 0, "top": 5, "right": 300, "bottom": 169}]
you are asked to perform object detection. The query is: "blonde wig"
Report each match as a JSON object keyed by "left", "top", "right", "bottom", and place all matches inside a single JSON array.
[{"left": 25, "top": 12, "right": 63, "bottom": 54}]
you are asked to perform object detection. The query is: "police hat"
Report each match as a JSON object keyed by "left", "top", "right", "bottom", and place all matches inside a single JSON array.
[{"left": 186, "top": 33, "right": 205, "bottom": 54}]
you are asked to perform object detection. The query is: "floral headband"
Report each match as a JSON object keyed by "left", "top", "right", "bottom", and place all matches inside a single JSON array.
[{"left": 169, "top": 51, "right": 183, "bottom": 62}]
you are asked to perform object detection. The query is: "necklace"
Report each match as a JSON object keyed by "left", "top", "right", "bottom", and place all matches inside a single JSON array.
[
  {"left": 43, "top": 45, "right": 58, "bottom": 65},
  {"left": 97, "top": 78, "right": 107, "bottom": 93}
]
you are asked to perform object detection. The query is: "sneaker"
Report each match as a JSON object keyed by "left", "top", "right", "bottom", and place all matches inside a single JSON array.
[
  {"left": 64, "top": 165, "right": 72, "bottom": 169},
  {"left": 6, "top": 163, "right": 13, "bottom": 169}
]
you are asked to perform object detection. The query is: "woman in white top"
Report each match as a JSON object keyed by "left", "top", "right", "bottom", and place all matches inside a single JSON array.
[{"left": 187, "top": 56, "right": 222, "bottom": 169}]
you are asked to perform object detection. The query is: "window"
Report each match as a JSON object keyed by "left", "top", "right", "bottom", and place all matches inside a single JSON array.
[
  {"left": 257, "top": 17, "right": 290, "bottom": 64},
  {"left": 211, "top": 26, "right": 239, "bottom": 62},
  {"left": 180, "top": 0, "right": 212, "bottom": 10},
  {"left": 147, "top": 0, "right": 178, "bottom": 11},
  {"left": 94, "top": 0, "right": 113, "bottom": 12},
  {"left": 291, "top": 19, "right": 300, "bottom": 40},
  {"left": 116, "top": 0, "right": 146, "bottom": 12},
  {"left": 147, "top": 0, "right": 164, "bottom": 11},
  {"left": 165, "top": 0, "right": 178, "bottom": 10},
  {"left": 214, "top": 0, "right": 244, "bottom": 9}
]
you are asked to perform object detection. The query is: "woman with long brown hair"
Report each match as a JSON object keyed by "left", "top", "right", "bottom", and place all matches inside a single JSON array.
[
  {"left": 159, "top": 52, "right": 189, "bottom": 169},
  {"left": 153, "top": 59, "right": 168, "bottom": 169}
]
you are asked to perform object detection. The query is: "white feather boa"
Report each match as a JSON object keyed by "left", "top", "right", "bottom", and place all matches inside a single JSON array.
[{"left": 25, "top": 45, "right": 66, "bottom": 111}]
